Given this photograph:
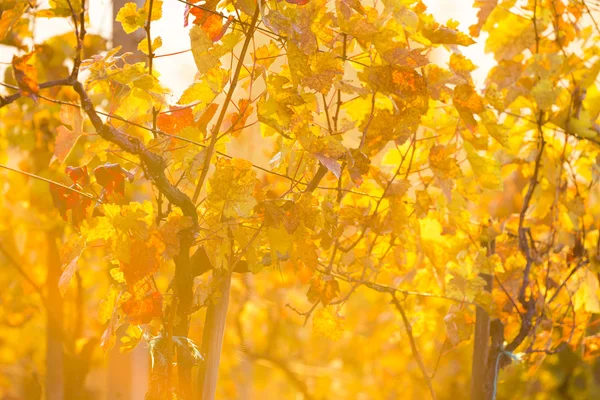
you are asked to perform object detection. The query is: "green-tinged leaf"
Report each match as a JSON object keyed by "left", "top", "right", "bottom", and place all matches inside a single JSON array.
[{"left": 116, "top": 2, "right": 146, "bottom": 34}]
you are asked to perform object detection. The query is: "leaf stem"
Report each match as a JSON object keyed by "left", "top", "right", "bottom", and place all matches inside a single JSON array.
[{"left": 192, "top": 6, "right": 261, "bottom": 204}]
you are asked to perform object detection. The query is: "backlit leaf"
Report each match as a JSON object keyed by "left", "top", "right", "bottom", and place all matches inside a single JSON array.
[
  {"left": 116, "top": 2, "right": 146, "bottom": 34},
  {"left": 12, "top": 51, "right": 39, "bottom": 100},
  {"left": 208, "top": 158, "right": 258, "bottom": 218}
]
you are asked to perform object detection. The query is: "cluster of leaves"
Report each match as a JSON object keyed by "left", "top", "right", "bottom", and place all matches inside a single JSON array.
[{"left": 2, "top": 0, "right": 600, "bottom": 399}]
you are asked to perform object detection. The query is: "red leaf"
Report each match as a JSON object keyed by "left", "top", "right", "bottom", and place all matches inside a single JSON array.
[
  {"left": 189, "top": 8, "right": 233, "bottom": 42},
  {"left": 66, "top": 165, "right": 90, "bottom": 186},
  {"left": 120, "top": 240, "right": 161, "bottom": 285},
  {"left": 94, "top": 163, "right": 134, "bottom": 197},
  {"left": 157, "top": 106, "right": 195, "bottom": 134},
  {"left": 286, "top": 0, "right": 309, "bottom": 5},
  {"left": 50, "top": 183, "right": 92, "bottom": 227},
  {"left": 122, "top": 291, "right": 162, "bottom": 325}
]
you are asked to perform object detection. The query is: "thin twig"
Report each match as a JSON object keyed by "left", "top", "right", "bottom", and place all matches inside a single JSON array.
[
  {"left": 391, "top": 294, "right": 436, "bottom": 400},
  {"left": 192, "top": 6, "right": 261, "bottom": 204},
  {"left": 0, "top": 164, "right": 97, "bottom": 201}
]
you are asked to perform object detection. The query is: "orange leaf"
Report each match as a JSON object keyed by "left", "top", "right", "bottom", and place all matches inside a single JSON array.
[
  {"left": 120, "top": 239, "right": 162, "bottom": 286},
  {"left": 229, "top": 99, "right": 253, "bottom": 136},
  {"left": 307, "top": 275, "right": 340, "bottom": 306},
  {"left": 157, "top": 106, "right": 195, "bottom": 134},
  {"left": 122, "top": 290, "right": 162, "bottom": 325},
  {"left": 12, "top": 51, "right": 39, "bottom": 100},
  {"left": 189, "top": 7, "right": 233, "bottom": 42},
  {"left": 198, "top": 103, "right": 219, "bottom": 133}
]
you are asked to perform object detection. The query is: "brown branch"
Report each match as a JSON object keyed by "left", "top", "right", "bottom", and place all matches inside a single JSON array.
[
  {"left": 322, "top": 93, "right": 333, "bottom": 134},
  {"left": 547, "top": 260, "right": 588, "bottom": 305},
  {"left": 285, "top": 301, "right": 319, "bottom": 327},
  {"left": 145, "top": 0, "right": 155, "bottom": 75},
  {"left": 507, "top": 0, "right": 545, "bottom": 355},
  {"left": 304, "top": 164, "right": 328, "bottom": 193},
  {"left": 391, "top": 294, "right": 436, "bottom": 400},
  {"left": 484, "top": 319, "right": 505, "bottom": 398},
  {"left": 500, "top": 109, "right": 600, "bottom": 148},
  {"left": 45, "top": 230, "right": 65, "bottom": 400},
  {"left": 155, "top": 49, "right": 191, "bottom": 58},
  {"left": 338, "top": 135, "right": 416, "bottom": 253},
  {"left": 333, "top": 33, "right": 346, "bottom": 132},
  {"left": 71, "top": 81, "right": 197, "bottom": 220},
  {"left": 494, "top": 275, "right": 523, "bottom": 321},
  {"left": 327, "top": 269, "right": 475, "bottom": 305},
  {"left": 0, "top": 78, "right": 71, "bottom": 107},
  {"left": 195, "top": 8, "right": 260, "bottom": 400},
  {"left": 145, "top": 0, "right": 160, "bottom": 141},
  {"left": 63, "top": 7, "right": 198, "bottom": 396},
  {"left": 471, "top": 240, "right": 495, "bottom": 400},
  {"left": 359, "top": 91, "right": 377, "bottom": 149},
  {"left": 197, "top": 270, "right": 232, "bottom": 400},
  {"left": 247, "top": 352, "right": 315, "bottom": 400},
  {"left": 67, "top": 0, "right": 86, "bottom": 80},
  {"left": 192, "top": 5, "right": 260, "bottom": 204},
  {"left": 5, "top": 89, "right": 381, "bottom": 202},
  {"left": 0, "top": 241, "right": 78, "bottom": 357}
]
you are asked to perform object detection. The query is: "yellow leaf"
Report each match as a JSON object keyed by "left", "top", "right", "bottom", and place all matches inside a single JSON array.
[
  {"left": 83, "top": 217, "right": 115, "bottom": 242},
  {"left": 110, "top": 267, "right": 126, "bottom": 283},
  {"left": 422, "top": 20, "right": 475, "bottom": 46},
  {"left": 38, "top": 0, "right": 82, "bottom": 18},
  {"left": 116, "top": 2, "right": 146, "bottom": 34},
  {"left": 53, "top": 105, "right": 84, "bottom": 164},
  {"left": 98, "top": 285, "right": 121, "bottom": 323},
  {"left": 267, "top": 224, "right": 292, "bottom": 262},
  {"left": 114, "top": 87, "right": 154, "bottom": 124},
  {"left": 120, "top": 325, "right": 143, "bottom": 353},
  {"left": 566, "top": 110, "right": 598, "bottom": 139},
  {"left": 178, "top": 68, "right": 228, "bottom": 105},
  {"left": 208, "top": 158, "right": 258, "bottom": 218},
  {"left": 0, "top": 2, "right": 26, "bottom": 40},
  {"left": 485, "top": 11, "right": 535, "bottom": 61},
  {"left": 464, "top": 142, "right": 503, "bottom": 190},
  {"left": 449, "top": 53, "right": 476, "bottom": 75},
  {"left": 190, "top": 25, "right": 220, "bottom": 74},
  {"left": 574, "top": 269, "right": 600, "bottom": 313},
  {"left": 138, "top": 36, "right": 163, "bottom": 55},
  {"left": 531, "top": 79, "right": 555, "bottom": 111},
  {"left": 429, "top": 144, "right": 461, "bottom": 180},
  {"left": 313, "top": 308, "right": 344, "bottom": 340},
  {"left": 144, "top": 0, "right": 162, "bottom": 21}
]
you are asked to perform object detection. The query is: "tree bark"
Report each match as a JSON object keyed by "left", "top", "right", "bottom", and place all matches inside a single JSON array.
[
  {"left": 173, "top": 234, "right": 195, "bottom": 398},
  {"left": 197, "top": 271, "right": 232, "bottom": 400},
  {"left": 46, "top": 230, "right": 65, "bottom": 400},
  {"left": 471, "top": 240, "right": 495, "bottom": 400}
]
